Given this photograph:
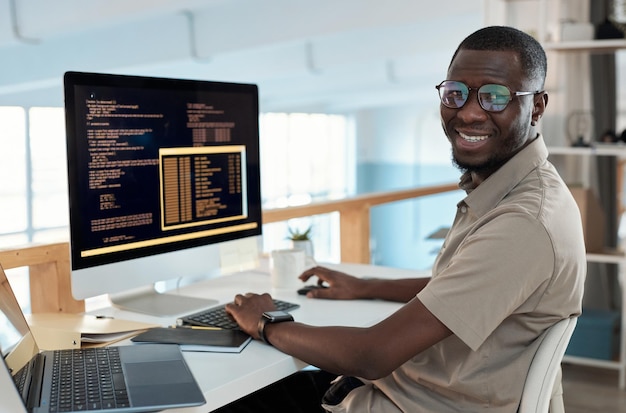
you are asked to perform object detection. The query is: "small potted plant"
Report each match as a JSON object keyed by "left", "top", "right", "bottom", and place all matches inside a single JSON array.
[{"left": 287, "top": 225, "right": 314, "bottom": 258}]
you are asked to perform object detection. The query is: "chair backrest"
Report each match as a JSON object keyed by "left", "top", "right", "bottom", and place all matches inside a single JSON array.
[{"left": 519, "top": 316, "right": 577, "bottom": 413}]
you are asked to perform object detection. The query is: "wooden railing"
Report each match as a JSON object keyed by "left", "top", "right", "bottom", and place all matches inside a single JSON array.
[
  {"left": 263, "top": 182, "right": 459, "bottom": 263},
  {"left": 0, "top": 242, "right": 84, "bottom": 313},
  {"left": 0, "top": 182, "right": 458, "bottom": 313}
]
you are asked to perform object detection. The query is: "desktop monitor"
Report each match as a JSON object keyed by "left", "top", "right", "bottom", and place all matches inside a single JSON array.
[{"left": 63, "top": 71, "right": 262, "bottom": 316}]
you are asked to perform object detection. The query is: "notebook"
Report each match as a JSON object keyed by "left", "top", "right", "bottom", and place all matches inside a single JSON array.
[
  {"left": 132, "top": 327, "right": 251, "bottom": 353},
  {"left": 0, "top": 264, "right": 206, "bottom": 413}
]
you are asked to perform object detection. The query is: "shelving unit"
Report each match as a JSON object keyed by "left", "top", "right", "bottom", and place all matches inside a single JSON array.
[
  {"left": 544, "top": 39, "right": 626, "bottom": 53},
  {"left": 562, "top": 252, "right": 626, "bottom": 389},
  {"left": 550, "top": 145, "right": 626, "bottom": 217},
  {"left": 485, "top": 0, "right": 626, "bottom": 387},
  {"left": 549, "top": 145, "right": 626, "bottom": 158},
  {"left": 549, "top": 145, "right": 626, "bottom": 388}
]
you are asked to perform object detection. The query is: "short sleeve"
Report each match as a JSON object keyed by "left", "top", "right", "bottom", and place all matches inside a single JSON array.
[{"left": 418, "top": 212, "right": 555, "bottom": 351}]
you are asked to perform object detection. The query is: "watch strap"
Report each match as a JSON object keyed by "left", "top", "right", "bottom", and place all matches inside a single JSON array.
[
  {"left": 257, "top": 312, "right": 294, "bottom": 346},
  {"left": 257, "top": 315, "right": 272, "bottom": 345}
]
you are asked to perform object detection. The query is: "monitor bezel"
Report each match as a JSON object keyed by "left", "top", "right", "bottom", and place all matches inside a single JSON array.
[{"left": 63, "top": 71, "right": 262, "bottom": 305}]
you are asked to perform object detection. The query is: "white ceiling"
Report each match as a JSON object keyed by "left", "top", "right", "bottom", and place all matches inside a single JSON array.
[{"left": 0, "top": 0, "right": 485, "bottom": 112}]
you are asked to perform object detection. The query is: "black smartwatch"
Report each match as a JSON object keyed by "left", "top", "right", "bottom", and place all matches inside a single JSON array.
[{"left": 258, "top": 311, "right": 294, "bottom": 345}]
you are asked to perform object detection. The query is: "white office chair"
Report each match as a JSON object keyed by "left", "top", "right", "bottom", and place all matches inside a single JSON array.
[{"left": 519, "top": 317, "right": 577, "bottom": 413}]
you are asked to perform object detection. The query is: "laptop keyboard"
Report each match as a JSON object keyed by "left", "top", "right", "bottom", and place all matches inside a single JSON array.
[
  {"left": 49, "top": 347, "right": 129, "bottom": 412},
  {"left": 177, "top": 299, "right": 300, "bottom": 329},
  {"left": 13, "top": 359, "right": 33, "bottom": 397}
]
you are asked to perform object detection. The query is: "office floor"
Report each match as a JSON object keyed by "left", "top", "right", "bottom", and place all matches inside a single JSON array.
[{"left": 562, "top": 363, "right": 626, "bottom": 412}]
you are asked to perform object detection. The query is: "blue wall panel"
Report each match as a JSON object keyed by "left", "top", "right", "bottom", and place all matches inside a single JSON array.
[{"left": 357, "top": 162, "right": 461, "bottom": 270}]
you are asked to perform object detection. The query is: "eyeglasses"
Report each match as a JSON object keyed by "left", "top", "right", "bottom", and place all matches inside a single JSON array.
[{"left": 435, "top": 80, "right": 542, "bottom": 112}]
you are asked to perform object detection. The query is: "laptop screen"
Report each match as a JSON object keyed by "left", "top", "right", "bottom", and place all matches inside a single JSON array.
[{"left": 0, "top": 267, "right": 40, "bottom": 377}]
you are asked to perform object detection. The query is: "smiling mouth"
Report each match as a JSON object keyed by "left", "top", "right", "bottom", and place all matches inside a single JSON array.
[{"left": 459, "top": 132, "right": 489, "bottom": 143}]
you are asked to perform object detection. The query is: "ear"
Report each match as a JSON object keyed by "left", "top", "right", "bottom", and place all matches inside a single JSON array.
[{"left": 532, "top": 92, "right": 548, "bottom": 123}]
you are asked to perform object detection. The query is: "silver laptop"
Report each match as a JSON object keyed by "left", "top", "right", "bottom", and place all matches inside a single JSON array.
[{"left": 0, "top": 264, "right": 206, "bottom": 413}]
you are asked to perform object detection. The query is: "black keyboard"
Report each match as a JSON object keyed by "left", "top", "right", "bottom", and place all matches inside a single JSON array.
[
  {"left": 176, "top": 299, "right": 300, "bottom": 329},
  {"left": 13, "top": 359, "right": 33, "bottom": 398},
  {"left": 49, "top": 347, "right": 129, "bottom": 412}
]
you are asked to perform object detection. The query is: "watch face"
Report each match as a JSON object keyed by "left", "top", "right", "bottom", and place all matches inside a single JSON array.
[{"left": 264, "top": 311, "right": 294, "bottom": 322}]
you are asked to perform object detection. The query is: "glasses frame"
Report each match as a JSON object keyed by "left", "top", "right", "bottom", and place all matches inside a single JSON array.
[{"left": 435, "top": 80, "right": 543, "bottom": 112}]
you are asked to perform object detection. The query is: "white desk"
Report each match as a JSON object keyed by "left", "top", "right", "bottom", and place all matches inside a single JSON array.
[{"left": 100, "top": 262, "right": 427, "bottom": 412}]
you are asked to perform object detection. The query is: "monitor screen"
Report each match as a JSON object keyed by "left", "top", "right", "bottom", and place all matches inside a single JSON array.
[{"left": 64, "top": 72, "right": 262, "bottom": 316}]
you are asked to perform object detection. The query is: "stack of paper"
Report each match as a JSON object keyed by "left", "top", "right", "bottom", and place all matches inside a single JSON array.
[{"left": 25, "top": 313, "right": 159, "bottom": 350}]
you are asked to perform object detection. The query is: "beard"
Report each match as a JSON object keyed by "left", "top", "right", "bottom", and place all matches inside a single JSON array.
[
  {"left": 449, "top": 130, "right": 532, "bottom": 177},
  {"left": 451, "top": 151, "right": 508, "bottom": 177}
]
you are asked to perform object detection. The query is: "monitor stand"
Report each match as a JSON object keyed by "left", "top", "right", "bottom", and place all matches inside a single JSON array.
[{"left": 110, "top": 285, "right": 218, "bottom": 317}]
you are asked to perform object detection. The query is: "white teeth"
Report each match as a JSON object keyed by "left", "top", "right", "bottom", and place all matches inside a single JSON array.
[{"left": 459, "top": 132, "right": 488, "bottom": 142}]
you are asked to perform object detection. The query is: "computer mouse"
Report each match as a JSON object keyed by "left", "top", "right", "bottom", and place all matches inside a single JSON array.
[{"left": 297, "top": 285, "right": 328, "bottom": 295}]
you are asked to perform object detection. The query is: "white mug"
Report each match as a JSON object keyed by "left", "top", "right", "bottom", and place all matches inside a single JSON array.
[{"left": 270, "top": 249, "right": 311, "bottom": 289}]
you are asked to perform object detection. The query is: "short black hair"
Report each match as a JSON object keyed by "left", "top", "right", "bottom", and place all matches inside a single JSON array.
[{"left": 450, "top": 26, "right": 547, "bottom": 88}]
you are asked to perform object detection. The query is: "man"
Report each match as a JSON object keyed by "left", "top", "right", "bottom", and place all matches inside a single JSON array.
[{"left": 223, "top": 25, "right": 586, "bottom": 412}]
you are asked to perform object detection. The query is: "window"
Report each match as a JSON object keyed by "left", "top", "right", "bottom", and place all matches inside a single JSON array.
[
  {"left": 0, "top": 107, "right": 31, "bottom": 311},
  {"left": 0, "top": 107, "right": 69, "bottom": 247},
  {"left": 0, "top": 107, "right": 28, "bottom": 242},
  {"left": 259, "top": 113, "right": 354, "bottom": 263},
  {"left": 30, "top": 107, "right": 69, "bottom": 243}
]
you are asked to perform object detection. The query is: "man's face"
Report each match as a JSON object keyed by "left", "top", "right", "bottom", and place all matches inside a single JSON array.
[{"left": 440, "top": 49, "right": 544, "bottom": 176}]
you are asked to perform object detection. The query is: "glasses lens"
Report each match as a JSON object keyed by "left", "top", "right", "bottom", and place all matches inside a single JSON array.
[
  {"left": 438, "top": 81, "right": 468, "bottom": 109},
  {"left": 478, "top": 84, "right": 512, "bottom": 112}
]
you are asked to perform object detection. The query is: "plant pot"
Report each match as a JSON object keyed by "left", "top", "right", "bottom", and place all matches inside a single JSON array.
[{"left": 290, "top": 240, "right": 314, "bottom": 259}]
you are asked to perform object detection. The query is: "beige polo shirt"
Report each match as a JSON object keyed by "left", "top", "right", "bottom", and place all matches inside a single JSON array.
[{"left": 330, "top": 135, "right": 586, "bottom": 412}]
